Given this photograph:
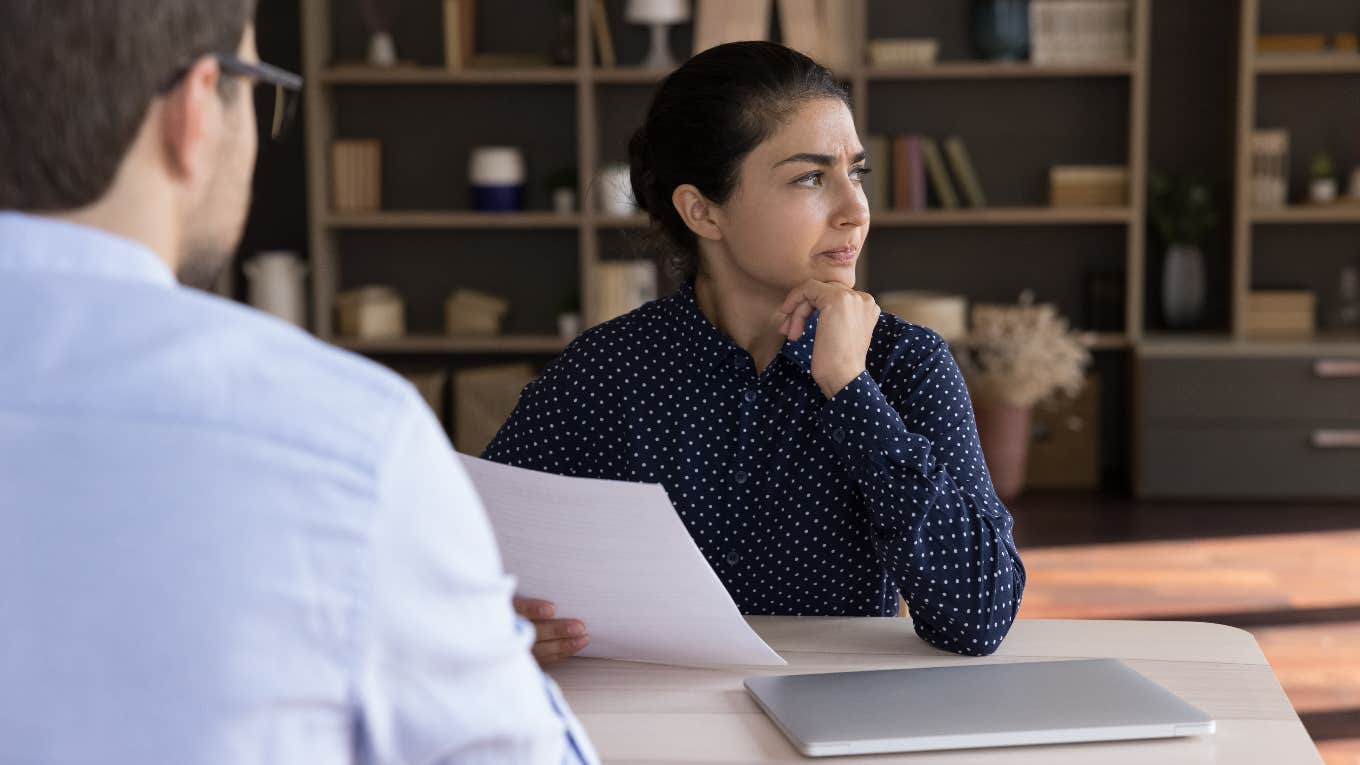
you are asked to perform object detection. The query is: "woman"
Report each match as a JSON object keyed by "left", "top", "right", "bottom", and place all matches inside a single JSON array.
[{"left": 487, "top": 41, "right": 1025, "bottom": 666}]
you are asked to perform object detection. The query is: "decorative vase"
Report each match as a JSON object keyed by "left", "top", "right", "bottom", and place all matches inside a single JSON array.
[
  {"left": 367, "top": 31, "right": 398, "bottom": 66},
  {"left": 1161, "top": 243, "right": 1205, "bottom": 329},
  {"left": 1310, "top": 177, "right": 1339, "bottom": 204},
  {"left": 971, "top": 0, "right": 1031, "bottom": 61},
  {"left": 972, "top": 399, "right": 1033, "bottom": 504},
  {"left": 244, "top": 251, "right": 308, "bottom": 328},
  {"left": 468, "top": 147, "right": 526, "bottom": 212}
]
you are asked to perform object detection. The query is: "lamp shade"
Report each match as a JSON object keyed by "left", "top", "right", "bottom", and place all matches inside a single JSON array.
[{"left": 625, "top": 0, "right": 690, "bottom": 25}]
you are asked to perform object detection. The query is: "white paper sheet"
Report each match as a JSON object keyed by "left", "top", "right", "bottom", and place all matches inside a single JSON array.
[{"left": 460, "top": 455, "right": 786, "bottom": 667}]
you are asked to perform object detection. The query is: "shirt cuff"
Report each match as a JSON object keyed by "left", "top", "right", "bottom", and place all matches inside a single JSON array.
[{"left": 817, "top": 371, "right": 934, "bottom": 477}]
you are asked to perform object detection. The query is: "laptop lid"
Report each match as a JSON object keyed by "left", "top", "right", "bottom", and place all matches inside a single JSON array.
[{"left": 744, "top": 659, "right": 1215, "bottom": 757}]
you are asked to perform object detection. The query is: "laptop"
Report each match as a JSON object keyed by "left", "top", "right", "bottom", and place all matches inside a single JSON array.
[{"left": 744, "top": 659, "right": 1215, "bottom": 757}]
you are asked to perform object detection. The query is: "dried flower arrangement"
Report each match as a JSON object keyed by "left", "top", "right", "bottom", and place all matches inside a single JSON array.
[{"left": 956, "top": 290, "right": 1091, "bottom": 409}]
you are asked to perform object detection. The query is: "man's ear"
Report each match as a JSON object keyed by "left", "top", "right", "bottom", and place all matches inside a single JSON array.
[
  {"left": 671, "top": 184, "right": 723, "bottom": 243},
  {"left": 158, "top": 57, "right": 222, "bottom": 183}
]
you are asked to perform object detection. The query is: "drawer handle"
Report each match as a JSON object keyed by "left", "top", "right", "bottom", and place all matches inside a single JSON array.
[
  {"left": 1312, "top": 430, "right": 1360, "bottom": 449},
  {"left": 1314, "top": 360, "right": 1360, "bottom": 378}
]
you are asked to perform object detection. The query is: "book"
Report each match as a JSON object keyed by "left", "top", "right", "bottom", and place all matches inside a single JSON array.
[
  {"left": 891, "top": 136, "right": 910, "bottom": 210},
  {"left": 865, "top": 134, "right": 890, "bottom": 211},
  {"left": 776, "top": 0, "right": 853, "bottom": 69},
  {"left": 590, "top": 0, "right": 615, "bottom": 68},
  {"left": 921, "top": 137, "right": 960, "bottom": 210},
  {"left": 442, "top": 0, "right": 476, "bottom": 69},
  {"left": 817, "top": 0, "right": 856, "bottom": 72},
  {"left": 892, "top": 135, "right": 927, "bottom": 211},
  {"left": 777, "top": 0, "right": 823, "bottom": 62},
  {"left": 944, "top": 136, "right": 986, "bottom": 208},
  {"left": 695, "top": 0, "right": 771, "bottom": 54}
]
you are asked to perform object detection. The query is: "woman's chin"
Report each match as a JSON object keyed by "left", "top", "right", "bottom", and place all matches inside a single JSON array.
[{"left": 812, "top": 260, "right": 858, "bottom": 288}]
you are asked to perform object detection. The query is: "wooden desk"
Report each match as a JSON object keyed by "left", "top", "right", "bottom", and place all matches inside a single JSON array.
[{"left": 551, "top": 616, "right": 1320, "bottom": 764}]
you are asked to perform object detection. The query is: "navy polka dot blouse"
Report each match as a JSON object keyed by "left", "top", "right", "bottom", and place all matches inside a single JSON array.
[{"left": 484, "top": 281, "right": 1026, "bottom": 656}]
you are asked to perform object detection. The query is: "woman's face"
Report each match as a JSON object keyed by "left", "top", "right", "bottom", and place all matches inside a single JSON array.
[{"left": 711, "top": 97, "right": 871, "bottom": 291}]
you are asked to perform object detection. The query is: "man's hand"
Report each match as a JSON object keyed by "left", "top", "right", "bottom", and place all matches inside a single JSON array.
[
  {"left": 513, "top": 596, "right": 589, "bottom": 668},
  {"left": 779, "top": 279, "right": 881, "bottom": 399}
]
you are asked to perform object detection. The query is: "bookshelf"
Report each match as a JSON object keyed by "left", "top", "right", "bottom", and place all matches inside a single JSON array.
[
  {"left": 1230, "top": 0, "right": 1360, "bottom": 344},
  {"left": 300, "top": 0, "right": 1153, "bottom": 355}
]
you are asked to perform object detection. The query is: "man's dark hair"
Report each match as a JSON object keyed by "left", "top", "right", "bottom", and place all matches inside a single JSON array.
[
  {"left": 628, "top": 41, "right": 850, "bottom": 280},
  {"left": 0, "top": 0, "right": 258, "bottom": 212}
]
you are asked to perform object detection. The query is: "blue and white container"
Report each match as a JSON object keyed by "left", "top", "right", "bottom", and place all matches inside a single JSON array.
[{"left": 469, "top": 146, "right": 526, "bottom": 212}]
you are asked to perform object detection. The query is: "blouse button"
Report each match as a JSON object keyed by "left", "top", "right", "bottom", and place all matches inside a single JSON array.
[
  {"left": 744, "top": 389, "right": 759, "bottom": 403},
  {"left": 733, "top": 470, "right": 749, "bottom": 485},
  {"left": 725, "top": 551, "right": 741, "bottom": 565},
  {"left": 833, "top": 427, "right": 847, "bottom": 443}
]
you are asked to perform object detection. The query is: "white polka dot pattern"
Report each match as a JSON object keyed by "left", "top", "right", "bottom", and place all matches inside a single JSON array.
[{"left": 484, "top": 282, "right": 1026, "bottom": 656}]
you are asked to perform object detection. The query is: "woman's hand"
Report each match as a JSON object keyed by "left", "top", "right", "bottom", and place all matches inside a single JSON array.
[
  {"left": 513, "top": 596, "right": 590, "bottom": 668},
  {"left": 779, "top": 279, "right": 881, "bottom": 399}
]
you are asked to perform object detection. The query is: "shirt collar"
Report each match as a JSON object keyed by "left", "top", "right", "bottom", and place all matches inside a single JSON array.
[
  {"left": 671, "top": 281, "right": 819, "bottom": 377},
  {"left": 0, "top": 211, "right": 177, "bottom": 288}
]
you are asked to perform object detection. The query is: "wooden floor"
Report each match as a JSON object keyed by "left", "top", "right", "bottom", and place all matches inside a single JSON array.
[{"left": 1011, "top": 493, "right": 1360, "bottom": 764}]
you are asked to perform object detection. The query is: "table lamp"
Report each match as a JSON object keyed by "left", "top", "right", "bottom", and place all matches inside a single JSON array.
[{"left": 626, "top": 0, "right": 691, "bottom": 70}]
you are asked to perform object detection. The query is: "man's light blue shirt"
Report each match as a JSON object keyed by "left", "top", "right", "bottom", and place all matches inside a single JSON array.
[{"left": 0, "top": 212, "right": 597, "bottom": 764}]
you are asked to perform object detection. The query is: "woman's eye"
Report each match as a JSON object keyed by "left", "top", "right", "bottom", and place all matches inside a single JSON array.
[
  {"left": 851, "top": 165, "right": 871, "bottom": 182},
  {"left": 796, "top": 171, "right": 823, "bottom": 188}
]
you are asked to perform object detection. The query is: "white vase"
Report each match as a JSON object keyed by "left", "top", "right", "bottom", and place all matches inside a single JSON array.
[
  {"left": 1162, "top": 243, "right": 1205, "bottom": 330},
  {"left": 367, "top": 31, "right": 398, "bottom": 67},
  {"left": 245, "top": 251, "right": 308, "bottom": 328},
  {"left": 1310, "top": 178, "right": 1338, "bottom": 204}
]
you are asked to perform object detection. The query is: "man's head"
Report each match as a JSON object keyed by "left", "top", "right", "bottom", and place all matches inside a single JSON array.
[{"left": 0, "top": 0, "right": 261, "bottom": 286}]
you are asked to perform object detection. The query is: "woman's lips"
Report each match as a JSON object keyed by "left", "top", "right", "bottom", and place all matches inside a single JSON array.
[{"left": 817, "top": 247, "right": 858, "bottom": 264}]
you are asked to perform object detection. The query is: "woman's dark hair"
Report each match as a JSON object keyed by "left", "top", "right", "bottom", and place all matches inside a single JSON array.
[{"left": 628, "top": 41, "right": 850, "bottom": 280}]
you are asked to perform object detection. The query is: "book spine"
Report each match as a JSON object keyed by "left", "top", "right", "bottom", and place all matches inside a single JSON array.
[{"left": 922, "top": 137, "right": 960, "bottom": 210}]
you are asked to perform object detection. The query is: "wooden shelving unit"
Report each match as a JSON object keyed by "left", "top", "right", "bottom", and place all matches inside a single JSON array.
[
  {"left": 1230, "top": 0, "right": 1360, "bottom": 343},
  {"left": 337, "top": 333, "right": 568, "bottom": 354},
  {"left": 865, "top": 61, "right": 1135, "bottom": 80},
  {"left": 301, "top": 0, "right": 1151, "bottom": 352},
  {"left": 324, "top": 211, "right": 585, "bottom": 229},
  {"left": 1254, "top": 53, "right": 1360, "bottom": 75}
]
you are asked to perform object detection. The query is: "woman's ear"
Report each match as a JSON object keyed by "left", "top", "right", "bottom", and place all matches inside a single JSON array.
[{"left": 672, "top": 184, "right": 723, "bottom": 243}]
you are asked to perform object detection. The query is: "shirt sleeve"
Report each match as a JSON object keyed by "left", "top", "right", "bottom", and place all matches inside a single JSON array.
[
  {"left": 357, "top": 390, "right": 600, "bottom": 764},
  {"left": 815, "top": 336, "right": 1026, "bottom": 656}
]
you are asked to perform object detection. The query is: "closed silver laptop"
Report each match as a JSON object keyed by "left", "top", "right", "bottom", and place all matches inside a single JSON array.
[{"left": 744, "top": 659, "right": 1215, "bottom": 757}]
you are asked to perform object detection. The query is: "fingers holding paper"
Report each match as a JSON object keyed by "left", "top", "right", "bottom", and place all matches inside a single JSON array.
[{"left": 513, "top": 596, "right": 590, "bottom": 667}]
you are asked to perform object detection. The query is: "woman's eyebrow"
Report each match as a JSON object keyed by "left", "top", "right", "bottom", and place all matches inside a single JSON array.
[{"left": 773, "top": 151, "right": 867, "bottom": 168}]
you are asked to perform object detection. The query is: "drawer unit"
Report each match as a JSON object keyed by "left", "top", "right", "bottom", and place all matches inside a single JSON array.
[
  {"left": 1137, "top": 353, "right": 1360, "bottom": 498},
  {"left": 1140, "top": 357, "right": 1360, "bottom": 423},
  {"left": 1139, "top": 424, "right": 1360, "bottom": 498}
]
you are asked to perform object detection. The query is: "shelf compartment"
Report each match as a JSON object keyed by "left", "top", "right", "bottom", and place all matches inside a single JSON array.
[
  {"left": 872, "top": 207, "right": 1134, "bottom": 226},
  {"left": 867, "top": 61, "right": 1134, "bottom": 80},
  {"left": 1251, "top": 206, "right": 1360, "bottom": 225},
  {"left": 321, "top": 65, "right": 581, "bottom": 85},
  {"left": 336, "top": 334, "right": 568, "bottom": 354},
  {"left": 1254, "top": 54, "right": 1360, "bottom": 75},
  {"left": 326, "top": 211, "right": 584, "bottom": 229}
]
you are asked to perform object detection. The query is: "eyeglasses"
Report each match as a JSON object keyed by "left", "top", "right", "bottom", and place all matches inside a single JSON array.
[{"left": 163, "top": 53, "right": 304, "bottom": 141}]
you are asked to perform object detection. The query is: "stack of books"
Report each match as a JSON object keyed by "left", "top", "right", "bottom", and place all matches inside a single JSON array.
[
  {"left": 591, "top": 261, "right": 658, "bottom": 324},
  {"left": 1030, "top": 0, "right": 1132, "bottom": 65},
  {"left": 1244, "top": 290, "right": 1317, "bottom": 339},
  {"left": 1050, "top": 166, "right": 1129, "bottom": 207},
  {"left": 1250, "top": 129, "right": 1290, "bottom": 209},
  {"left": 865, "top": 134, "right": 986, "bottom": 212}
]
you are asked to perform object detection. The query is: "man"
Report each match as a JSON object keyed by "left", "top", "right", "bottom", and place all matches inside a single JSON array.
[{"left": 0, "top": 2, "right": 596, "bottom": 762}]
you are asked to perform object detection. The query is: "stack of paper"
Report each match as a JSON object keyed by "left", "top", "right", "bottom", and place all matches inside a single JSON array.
[{"left": 461, "top": 455, "right": 786, "bottom": 667}]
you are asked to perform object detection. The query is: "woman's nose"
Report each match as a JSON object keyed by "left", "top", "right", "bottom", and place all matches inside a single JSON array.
[{"left": 834, "top": 179, "right": 870, "bottom": 228}]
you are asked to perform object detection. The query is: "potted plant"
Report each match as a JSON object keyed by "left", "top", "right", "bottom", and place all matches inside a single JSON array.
[
  {"left": 956, "top": 291, "right": 1091, "bottom": 503},
  {"left": 1309, "top": 151, "right": 1338, "bottom": 204},
  {"left": 1148, "top": 171, "right": 1217, "bottom": 330}
]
